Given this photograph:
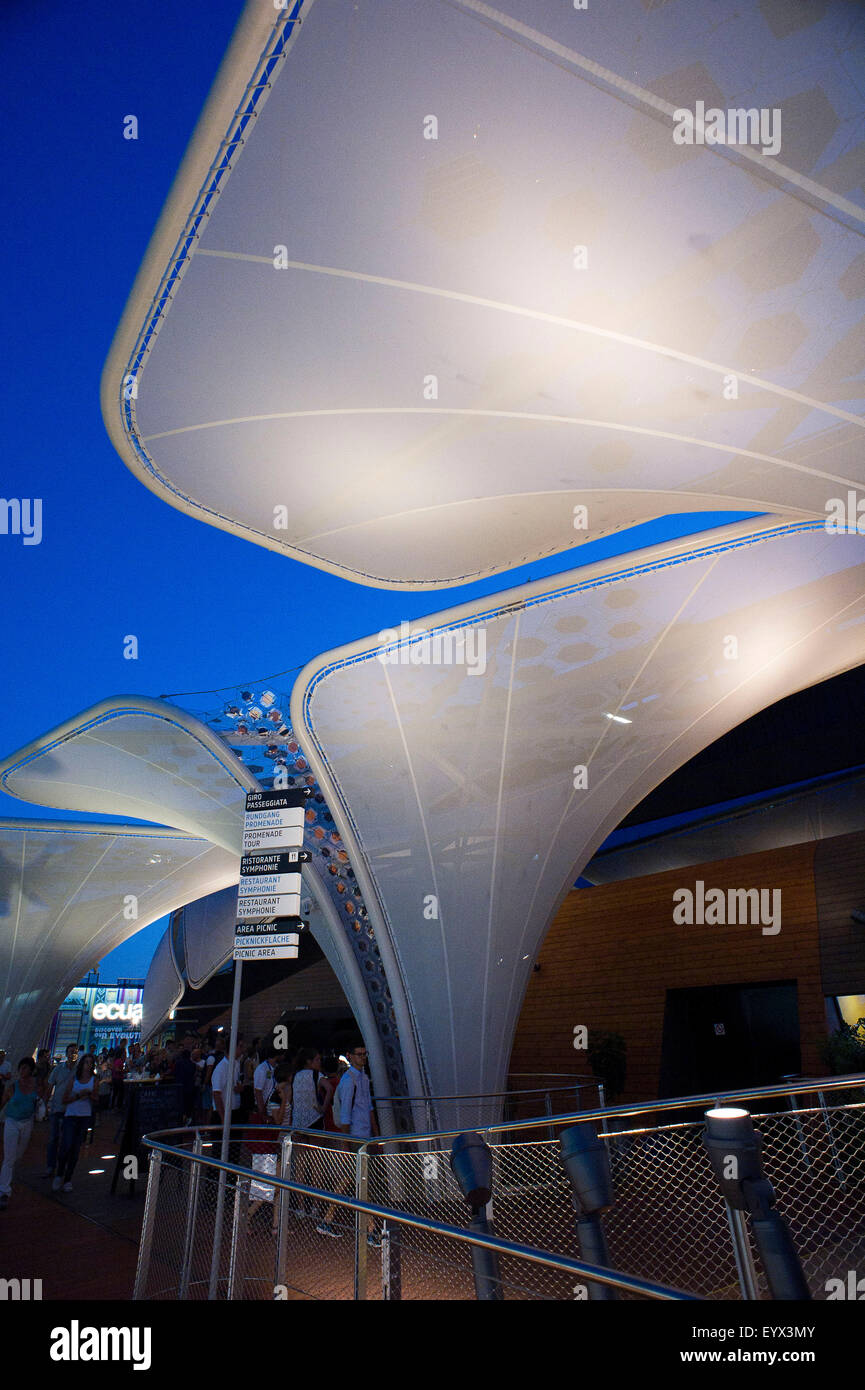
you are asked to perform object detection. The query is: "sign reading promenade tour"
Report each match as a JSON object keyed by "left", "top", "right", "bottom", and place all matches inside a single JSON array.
[{"left": 234, "top": 789, "right": 310, "bottom": 959}]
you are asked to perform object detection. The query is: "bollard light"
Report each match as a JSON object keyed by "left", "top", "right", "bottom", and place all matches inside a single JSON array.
[
  {"left": 449, "top": 1132, "right": 502, "bottom": 1301},
  {"left": 703, "top": 1107, "right": 810, "bottom": 1301},
  {"left": 558, "top": 1122, "right": 617, "bottom": 1301}
]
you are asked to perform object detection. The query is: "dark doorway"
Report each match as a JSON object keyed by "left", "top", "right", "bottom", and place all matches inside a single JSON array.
[{"left": 658, "top": 980, "right": 801, "bottom": 1105}]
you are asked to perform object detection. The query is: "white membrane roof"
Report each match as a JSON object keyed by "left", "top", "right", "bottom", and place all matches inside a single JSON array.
[
  {"left": 0, "top": 820, "right": 238, "bottom": 1059},
  {"left": 0, "top": 697, "right": 257, "bottom": 854},
  {"left": 141, "top": 917, "right": 185, "bottom": 1044},
  {"left": 293, "top": 521, "right": 865, "bottom": 1098},
  {"left": 0, "top": 700, "right": 396, "bottom": 1098},
  {"left": 103, "top": 0, "right": 865, "bottom": 588}
]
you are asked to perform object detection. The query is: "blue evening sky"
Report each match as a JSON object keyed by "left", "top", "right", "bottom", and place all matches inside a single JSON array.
[{"left": 1, "top": 0, "right": 754, "bottom": 978}]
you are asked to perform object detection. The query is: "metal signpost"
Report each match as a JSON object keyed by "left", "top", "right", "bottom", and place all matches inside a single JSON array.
[{"left": 208, "top": 789, "right": 310, "bottom": 1298}]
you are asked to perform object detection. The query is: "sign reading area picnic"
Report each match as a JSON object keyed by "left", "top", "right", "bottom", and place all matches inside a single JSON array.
[{"left": 234, "top": 789, "right": 310, "bottom": 960}]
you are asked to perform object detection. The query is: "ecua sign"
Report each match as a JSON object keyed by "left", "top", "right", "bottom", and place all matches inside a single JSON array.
[{"left": 91, "top": 1002, "right": 143, "bottom": 1025}]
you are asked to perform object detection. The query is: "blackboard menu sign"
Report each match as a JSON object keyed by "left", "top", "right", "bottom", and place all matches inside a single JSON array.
[{"left": 111, "top": 1081, "right": 184, "bottom": 1196}]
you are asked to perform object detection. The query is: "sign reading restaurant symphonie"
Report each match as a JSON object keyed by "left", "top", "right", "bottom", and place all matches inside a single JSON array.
[{"left": 234, "top": 790, "right": 311, "bottom": 961}]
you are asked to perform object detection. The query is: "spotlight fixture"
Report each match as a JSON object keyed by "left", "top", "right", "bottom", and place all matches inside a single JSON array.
[
  {"left": 559, "top": 1122, "right": 617, "bottom": 1301},
  {"left": 450, "top": 1132, "right": 503, "bottom": 1301},
  {"left": 703, "top": 1108, "right": 810, "bottom": 1300},
  {"left": 603, "top": 712, "right": 632, "bottom": 725}
]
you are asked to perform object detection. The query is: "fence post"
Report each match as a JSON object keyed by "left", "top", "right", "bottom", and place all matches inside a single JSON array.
[
  {"left": 227, "top": 1174, "right": 250, "bottom": 1300},
  {"left": 132, "top": 1148, "right": 162, "bottom": 1301},
  {"left": 381, "top": 1219, "right": 403, "bottom": 1300},
  {"left": 275, "top": 1133, "right": 293, "bottom": 1292},
  {"left": 817, "top": 1089, "right": 847, "bottom": 1188},
  {"left": 179, "top": 1134, "right": 203, "bottom": 1300},
  {"left": 544, "top": 1091, "right": 554, "bottom": 1142},
  {"left": 354, "top": 1145, "right": 368, "bottom": 1300},
  {"left": 725, "top": 1203, "right": 761, "bottom": 1300}
]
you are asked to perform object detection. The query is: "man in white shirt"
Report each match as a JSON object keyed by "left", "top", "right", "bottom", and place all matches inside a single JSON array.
[
  {"left": 317, "top": 1043, "right": 380, "bottom": 1244},
  {"left": 211, "top": 1042, "right": 245, "bottom": 1121},
  {"left": 253, "top": 1047, "right": 277, "bottom": 1115},
  {"left": 335, "top": 1044, "right": 378, "bottom": 1139}
]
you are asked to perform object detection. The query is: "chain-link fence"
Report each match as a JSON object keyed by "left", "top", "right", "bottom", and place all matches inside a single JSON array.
[
  {"left": 135, "top": 1134, "right": 682, "bottom": 1302},
  {"left": 136, "top": 1076, "right": 865, "bottom": 1301}
]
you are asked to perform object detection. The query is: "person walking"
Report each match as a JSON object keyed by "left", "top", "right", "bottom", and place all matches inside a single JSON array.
[
  {"left": 0, "top": 1057, "right": 40, "bottom": 1209},
  {"left": 43, "top": 1044, "right": 79, "bottom": 1178},
  {"left": 53, "top": 1054, "right": 96, "bottom": 1193},
  {"left": 316, "top": 1042, "right": 378, "bottom": 1242},
  {"left": 292, "top": 1047, "right": 332, "bottom": 1134}
]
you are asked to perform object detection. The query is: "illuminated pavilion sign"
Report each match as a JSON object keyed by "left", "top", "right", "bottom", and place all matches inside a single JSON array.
[{"left": 91, "top": 1000, "right": 143, "bottom": 1026}]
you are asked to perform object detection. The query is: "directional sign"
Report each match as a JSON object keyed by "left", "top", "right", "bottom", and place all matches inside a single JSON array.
[
  {"left": 240, "top": 850, "right": 310, "bottom": 876},
  {"left": 245, "top": 789, "right": 309, "bottom": 811},
  {"left": 242, "top": 823, "right": 305, "bottom": 853},
  {"left": 233, "top": 931, "right": 299, "bottom": 949},
  {"left": 238, "top": 872, "right": 302, "bottom": 898},
  {"left": 243, "top": 806, "right": 306, "bottom": 831},
  {"left": 233, "top": 943, "right": 299, "bottom": 961},
  {"left": 234, "top": 918, "right": 306, "bottom": 935},
  {"left": 244, "top": 817, "right": 308, "bottom": 850},
  {"left": 236, "top": 892, "right": 302, "bottom": 921}
]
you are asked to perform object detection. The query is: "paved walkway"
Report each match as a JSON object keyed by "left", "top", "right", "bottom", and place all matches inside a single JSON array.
[{"left": 1, "top": 1114, "right": 142, "bottom": 1300}]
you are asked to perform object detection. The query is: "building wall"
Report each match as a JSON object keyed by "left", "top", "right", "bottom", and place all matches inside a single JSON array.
[
  {"left": 509, "top": 840, "right": 826, "bottom": 1103},
  {"left": 814, "top": 829, "right": 865, "bottom": 997}
]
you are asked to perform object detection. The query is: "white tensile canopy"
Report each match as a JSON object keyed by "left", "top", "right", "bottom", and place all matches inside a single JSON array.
[
  {"left": 0, "top": 696, "right": 257, "bottom": 854},
  {"left": 0, "top": 820, "right": 238, "bottom": 1060},
  {"left": 102, "top": 0, "right": 865, "bottom": 588},
  {"left": 293, "top": 520, "right": 865, "bottom": 1099}
]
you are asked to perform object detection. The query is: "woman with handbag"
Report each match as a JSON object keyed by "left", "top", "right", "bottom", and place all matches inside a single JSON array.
[
  {"left": 0, "top": 1057, "right": 40, "bottom": 1209},
  {"left": 53, "top": 1054, "right": 96, "bottom": 1193}
]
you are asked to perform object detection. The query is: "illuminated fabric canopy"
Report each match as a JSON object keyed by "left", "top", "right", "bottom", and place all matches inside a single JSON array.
[
  {"left": 103, "top": 0, "right": 865, "bottom": 588},
  {"left": 0, "top": 819, "right": 238, "bottom": 1060},
  {"left": 0, "top": 697, "right": 257, "bottom": 854},
  {"left": 294, "top": 521, "right": 865, "bottom": 1101},
  {"left": 0, "top": 697, "right": 404, "bottom": 1097}
]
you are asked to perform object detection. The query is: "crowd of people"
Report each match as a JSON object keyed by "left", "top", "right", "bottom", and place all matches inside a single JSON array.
[{"left": 0, "top": 1034, "right": 378, "bottom": 1229}]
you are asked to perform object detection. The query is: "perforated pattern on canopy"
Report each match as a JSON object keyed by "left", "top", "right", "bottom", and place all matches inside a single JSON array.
[{"left": 294, "top": 521, "right": 865, "bottom": 1098}]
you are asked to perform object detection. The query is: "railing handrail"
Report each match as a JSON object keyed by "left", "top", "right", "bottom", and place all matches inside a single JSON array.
[
  {"left": 373, "top": 1081, "right": 600, "bottom": 1103},
  {"left": 362, "top": 1072, "right": 865, "bottom": 1146},
  {"left": 142, "top": 1135, "right": 697, "bottom": 1300},
  {"left": 142, "top": 1073, "right": 865, "bottom": 1150}
]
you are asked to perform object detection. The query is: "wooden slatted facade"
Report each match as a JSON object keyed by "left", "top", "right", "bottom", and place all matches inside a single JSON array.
[{"left": 510, "top": 832, "right": 865, "bottom": 1103}]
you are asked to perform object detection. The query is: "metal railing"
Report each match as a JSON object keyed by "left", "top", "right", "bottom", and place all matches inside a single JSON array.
[
  {"left": 136, "top": 1073, "right": 865, "bottom": 1301},
  {"left": 370, "top": 1075, "right": 604, "bottom": 1133},
  {"left": 135, "top": 1134, "right": 694, "bottom": 1301}
]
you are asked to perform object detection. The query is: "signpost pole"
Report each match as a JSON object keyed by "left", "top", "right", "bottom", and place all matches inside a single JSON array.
[
  {"left": 207, "top": 785, "right": 309, "bottom": 1299},
  {"left": 208, "top": 958, "right": 243, "bottom": 1300}
]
